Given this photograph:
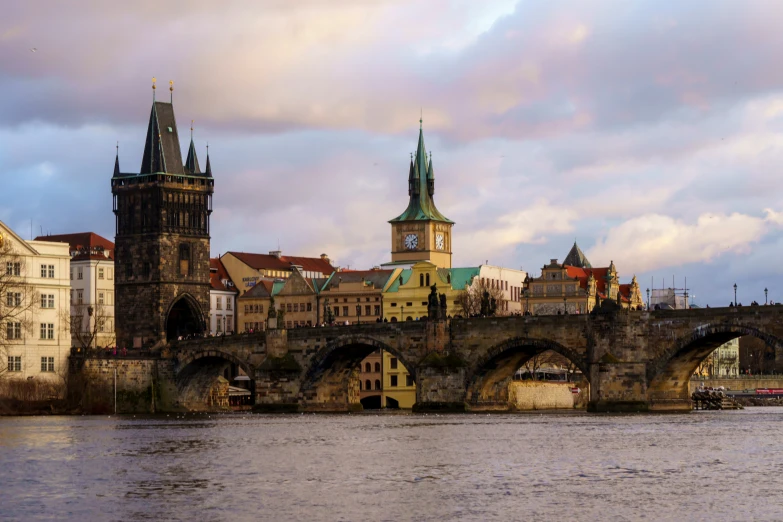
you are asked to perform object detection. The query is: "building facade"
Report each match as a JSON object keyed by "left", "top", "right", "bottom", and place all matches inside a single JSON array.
[
  {"left": 36, "top": 232, "right": 116, "bottom": 349},
  {"left": 387, "top": 121, "right": 454, "bottom": 268},
  {"left": 524, "top": 243, "right": 643, "bottom": 315},
  {"left": 220, "top": 251, "right": 334, "bottom": 295},
  {"left": 318, "top": 269, "right": 397, "bottom": 324},
  {"left": 111, "top": 85, "right": 214, "bottom": 348},
  {"left": 209, "top": 258, "right": 237, "bottom": 335},
  {"left": 1, "top": 221, "right": 71, "bottom": 382}
]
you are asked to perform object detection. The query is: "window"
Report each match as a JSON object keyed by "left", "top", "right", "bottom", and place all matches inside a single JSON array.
[
  {"left": 306, "top": 303, "right": 312, "bottom": 312},
  {"left": 98, "top": 267, "right": 104, "bottom": 279},
  {"left": 98, "top": 318, "right": 105, "bottom": 332},
  {"left": 259, "top": 304, "right": 264, "bottom": 313},
  {"left": 374, "top": 379, "right": 381, "bottom": 390},
  {"left": 216, "top": 319, "right": 222, "bottom": 333},
  {"left": 286, "top": 303, "right": 292, "bottom": 313},
  {"left": 406, "top": 302, "right": 412, "bottom": 307},
  {"left": 420, "top": 274, "right": 424, "bottom": 287},
  {"left": 40, "top": 294, "right": 54, "bottom": 308},
  {"left": 365, "top": 380, "right": 372, "bottom": 390},
  {"left": 293, "top": 303, "right": 299, "bottom": 312},
  {"left": 77, "top": 290, "right": 83, "bottom": 305},
  {"left": 406, "top": 375, "right": 414, "bottom": 387},
  {"left": 70, "top": 269, "right": 73, "bottom": 280},
  {"left": 7, "top": 356, "right": 21, "bottom": 372},
  {"left": 70, "top": 290, "right": 73, "bottom": 304},
  {"left": 286, "top": 321, "right": 292, "bottom": 328},
  {"left": 142, "top": 262, "right": 151, "bottom": 278},
  {"left": 108, "top": 268, "right": 113, "bottom": 280},
  {"left": 390, "top": 357, "right": 398, "bottom": 369},
  {"left": 40, "top": 323, "right": 54, "bottom": 340},
  {"left": 179, "top": 243, "right": 191, "bottom": 276},
  {"left": 426, "top": 273, "right": 430, "bottom": 286},
  {"left": 226, "top": 316, "right": 233, "bottom": 332},
  {"left": 77, "top": 267, "right": 83, "bottom": 279},
  {"left": 374, "top": 362, "right": 381, "bottom": 372},
  {"left": 216, "top": 296, "right": 222, "bottom": 310},
  {"left": 98, "top": 292, "right": 105, "bottom": 305},
  {"left": 6, "top": 322, "right": 21, "bottom": 340},
  {"left": 244, "top": 305, "right": 250, "bottom": 313},
  {"left": 374, "top": 305, "right": 380, "bottom": 316},
  {"left": 6, "top": 292, "right": 21, "bottom": 307},
  {"left": 365, "top": 363, "right": 371, "bottom": 372},
  {"left": 365, "top": 305, "right": 371, "bottom": 316},
  {"left": 359, "top": 380, "right": 362, "bottom": 391},
  {"left": 342, "top": 306, "right": 348, "bottom": 317},
  {"left": 41, "top": 357, "right": 54, "bottom": 372},
  {"left": 390, "top": 375, "right": 398, "bottom": 387},
  {"left": 226, "top": 299, "right": 232, "bottom": 311},
  {"left": 6, "top": 262, "right": 21, "bottom": 276},
  {"left": 365, "top": 297, "right": 370, "bottom": 302},
  {"left": 391, "top": 302, "right": 397, "bottom": 307}
]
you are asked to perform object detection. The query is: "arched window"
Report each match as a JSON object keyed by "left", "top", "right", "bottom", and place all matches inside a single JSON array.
[
  {"left": 374, "top": 379, "right": 381, "bottom": 390},
  {"left": 390, "top": 317, "right": 398, "bottom": 322},
  {"left": 420, "top": 274, "right": 424, "bottom": 287},
  {"left": 374, "top": 362, "right": 381, "bottom": 372},
  {"left": 365, "top": 363, "right": 371, "bottom": 373},
  {"left": 365, "top": 380, "right": 372, "bottom": 391},
  {"left": 406, "top": 316, "right": 413, "bottom": 321},
  {"left": 359, "top": 381, "right": 362, "bottom": 391},
  {"left": 426, "top": 273, "right": 430, "bottom": 286}
]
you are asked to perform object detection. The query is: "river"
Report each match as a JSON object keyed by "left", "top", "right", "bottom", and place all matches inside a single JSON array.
[{"left": 2, "top": 409, "right": 782, "bottom": 521}]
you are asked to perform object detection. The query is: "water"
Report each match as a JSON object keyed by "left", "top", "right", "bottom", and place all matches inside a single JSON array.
[{"left": 2, "top": 409, "right": 783, "bottom": 521}]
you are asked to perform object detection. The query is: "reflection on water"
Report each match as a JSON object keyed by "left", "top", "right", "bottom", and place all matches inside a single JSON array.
[{"left": 2, "top": 409, "right": 783, "bottom": 521}]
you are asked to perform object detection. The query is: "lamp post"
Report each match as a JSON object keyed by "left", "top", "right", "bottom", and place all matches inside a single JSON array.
[
  {"left": 734, "top": 283, "right": 737, "bottom": 306},
  {"left": 765, "top": 287, "right": 768, "bottom": 305},
  {"left": 524, "top": 289, "right": 530, "bottom": 315},
  {"left": 401, "top": 305, "right": 404, "bottom": 322},
  {"left": 356, "top": 304, "right": 361, "bottom": 325},
  {"left": 646, "top": 288, "right": 650, "bottom": 311}
]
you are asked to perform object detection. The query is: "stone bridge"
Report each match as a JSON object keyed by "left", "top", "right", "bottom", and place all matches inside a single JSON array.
[{"left": 109, "top": 305, "right": 783, "bottom": 412}]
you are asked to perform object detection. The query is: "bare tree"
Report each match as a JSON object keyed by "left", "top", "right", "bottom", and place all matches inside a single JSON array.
[
  {"left": 520, "top": 350, "right": 576, "bottom": 381},
  {"left": 62, "top": 301, "right": 115, "bottom": 352},
  {"left": 0, "top": 237, "right": 36, "bottom": 381},
  {"left": 455, "top": 277, "right": 508, "bottom": 317}
]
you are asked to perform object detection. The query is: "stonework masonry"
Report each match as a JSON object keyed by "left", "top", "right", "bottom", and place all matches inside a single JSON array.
[{"left": 70, "top": 305, "right": 783, "bottom": 413}]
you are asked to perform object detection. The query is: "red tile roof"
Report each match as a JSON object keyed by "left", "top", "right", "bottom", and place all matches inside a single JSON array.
[
  {"left": 565, "top": 266, "right": 609, "bottom": 294},
  {"left": 210, "top": 258, "right": 238, "bottom": 293},
  {"left": 35, "top": 232, "right": 114, "bottom": 261},
  {"left": 226, "top": 251, "right": 335, "bottom": 275}
]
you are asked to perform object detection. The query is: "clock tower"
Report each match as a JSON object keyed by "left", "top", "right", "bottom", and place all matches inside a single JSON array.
[{"left": 389, "top": 120, "right": 454, "bottom": 268}]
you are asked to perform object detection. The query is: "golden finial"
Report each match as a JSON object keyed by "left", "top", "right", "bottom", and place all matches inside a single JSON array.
[
  {"left": 152, "top": 77, "right": 156, "bottom": 90},
  {"left": 169, "top": 80, "right": 174, "bottom": 92}
]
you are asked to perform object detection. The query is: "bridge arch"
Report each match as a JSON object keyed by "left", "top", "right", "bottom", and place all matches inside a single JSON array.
[
  {"left": 647, "top": 322, "right": 783, "bottom": 403},
  {"left": 176, "top": 349, "right": 255, "bottom": 410},
  {"left": 465, "top": 336, "right": 589, "bottom": 410},
  {"left": 299, "top": 334, "right": 417, "bottom": 411}
]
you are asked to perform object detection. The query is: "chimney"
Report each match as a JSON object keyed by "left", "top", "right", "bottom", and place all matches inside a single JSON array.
[
  {"left": 320, "top": 253, "right": 330, "bottom": 265},
  {"left": 269, "top": 250, "right": 282, "bottom": 259}
]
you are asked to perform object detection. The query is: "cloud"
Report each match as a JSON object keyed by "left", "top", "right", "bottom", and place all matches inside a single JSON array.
[{"left": 588, "top": 210, "right": 783, "bottom": 274}]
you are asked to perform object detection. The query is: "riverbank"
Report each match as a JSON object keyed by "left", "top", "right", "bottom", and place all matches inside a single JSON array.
[{"left": 734, "top": 397, "right": 783, "bottom": 407}]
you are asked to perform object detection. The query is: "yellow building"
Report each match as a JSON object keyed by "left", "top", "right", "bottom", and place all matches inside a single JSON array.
[
  {"left": 318, "top": 269, "right": 399, "bottom": 324},
  {"left": 382, "top": 261, "right": 480, "bottom": 321},
  {"left": 387, "top": 121, "right": 454, "bottom": 269},
  {"left": 382, "top": 350, "right": 416, "bottom": 408}
]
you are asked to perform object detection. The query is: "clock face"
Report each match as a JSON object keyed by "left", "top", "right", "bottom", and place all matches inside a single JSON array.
[
  {"left": 404, "top": 234, "right": 418, "bottom": 250},
  {"left": 435, "top": 233, "right": 444, "bottom": 250}
]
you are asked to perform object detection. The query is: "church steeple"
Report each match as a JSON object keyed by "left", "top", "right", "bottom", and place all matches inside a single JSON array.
[
  {"left": 389, "top": 120, "right": 452, "bottom": 224},
  {"left": 184, "top": 120, "right": 201, "bottom": 175},
  {"left": 205, "top": 145, "right": 212, "bottom": 178}
]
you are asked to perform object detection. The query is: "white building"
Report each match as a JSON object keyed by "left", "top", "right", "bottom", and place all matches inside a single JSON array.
[
  {"left": 474, "top": 265, "right": 528, "bottom": 314},
  {"left": 210, "top": 258, "right": 237, "bottom": 335},
  {"left": 1, "top": 221, "right": 71, "bottom": 382},
  {"left": 36, "top": 233, "right": 116, "bottom": 350}
]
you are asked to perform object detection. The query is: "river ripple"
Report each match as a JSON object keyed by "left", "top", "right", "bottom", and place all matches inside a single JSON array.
[{"left": 2, "top": 409, "right": 782, "bottom": 521}]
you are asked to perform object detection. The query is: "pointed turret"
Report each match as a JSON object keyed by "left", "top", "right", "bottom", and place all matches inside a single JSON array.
[
  {"left": 113, "top": 147, "right": 120, "bottom": 177},
  {"left": 184, "top": 123, "right": 201, "bottom": 175},
  {"left": 564, "top": 241, "right": 591, "bottom": 268},
  {"left": 390, "top": 119, "right": 453, "bottom": 224},
  {"left": 205, "top": 151, "right": 212, "bottom": 178}
]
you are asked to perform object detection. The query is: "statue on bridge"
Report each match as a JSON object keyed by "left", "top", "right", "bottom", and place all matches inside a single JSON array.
[
  {"left": 427, "top": 284, "right": 448, "bottom": 321},
  {"left": 323, "top": 298, "right": 335, "bottom": 326},
  {"left": 268, "top": 296, "right": 278, "bottom": 329},
  {"left": 480, "top": 290, "right": 498, "bottom": 317}
]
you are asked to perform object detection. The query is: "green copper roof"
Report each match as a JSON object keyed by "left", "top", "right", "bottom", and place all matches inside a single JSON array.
[
  {"left": 448, "top": 267, "right": 480, "bottom": 290},
  {"left": 385, "top": 269, "right": 413, "bottom": 293},
  {"left": 271, "top": 280, "right": 286, "bottom": 296},
  {"left": 389, "top": 122, "right": 453, "bottom": 224}
]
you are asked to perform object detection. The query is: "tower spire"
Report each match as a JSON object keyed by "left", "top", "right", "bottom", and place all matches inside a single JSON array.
[
  {"left": 184, "top": 119, "right": 201, "bottom": 175},
  {"left": 113, "top": 141, "right": 120, "bottom": 177},
  {"left": 152, "top": 77, "right": 156, "bottom": 102},
  {"left": 205, "top": 142, "right": 212, "bottom": 177},
  {"left": 169, "top": 80, "right": 174, "bottom": 104}
]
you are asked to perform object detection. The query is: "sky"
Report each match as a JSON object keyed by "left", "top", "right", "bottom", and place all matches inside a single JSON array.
[{"left": 2, "top": 0, "right": 783, "bottom": 306}]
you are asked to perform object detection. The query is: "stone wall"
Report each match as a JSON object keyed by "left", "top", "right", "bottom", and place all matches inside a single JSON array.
[
  {"left": 689, "top": 377, "right": 783, "bottom": 393},
  {"left": 509, "top": 381, "right": 577, "bottom": 410}
]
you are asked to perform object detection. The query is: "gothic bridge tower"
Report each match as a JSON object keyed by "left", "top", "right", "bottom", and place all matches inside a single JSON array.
[{"left": 111, "top": 80, "right": 214, "bottom": 349}]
